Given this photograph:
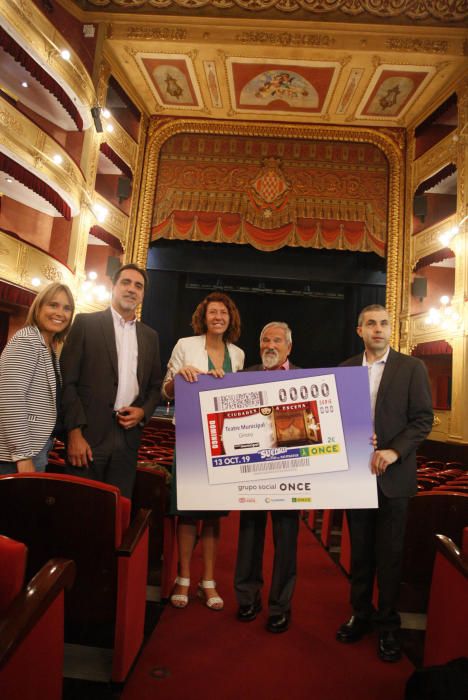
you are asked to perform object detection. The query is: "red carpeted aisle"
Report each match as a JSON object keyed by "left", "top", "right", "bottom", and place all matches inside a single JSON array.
[{"left": 122, "top": 513, "right": 413, "bottom": 700}]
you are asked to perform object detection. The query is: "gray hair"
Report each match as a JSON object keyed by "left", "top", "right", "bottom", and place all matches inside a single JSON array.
[
  {"left": 357, "top": 304, "right": 389, "bottom": 327},
  {"left": 260, "top": 321, "right": 292, "bottom": 345}
]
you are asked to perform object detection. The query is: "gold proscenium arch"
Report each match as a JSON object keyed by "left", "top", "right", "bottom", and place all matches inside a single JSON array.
[{"left": 134, "top": 118, "right": 404, "bottom": 345}]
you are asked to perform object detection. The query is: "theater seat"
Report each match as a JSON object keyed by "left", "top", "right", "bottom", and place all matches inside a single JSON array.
[
  {"left": 399, "top": 492, "right": 468, "bottom": 612},
  {"left": 133, "top": 466, "right": 176, "bottom": 599},
  {"left": 0, "top": 473, "right": 151, "bottom": 683},
  {"left": 0, "top": 535, "right": 75, "bottom": 700},
  {"left": 424, "top": 531, "right": 468, "bottom": 666}
]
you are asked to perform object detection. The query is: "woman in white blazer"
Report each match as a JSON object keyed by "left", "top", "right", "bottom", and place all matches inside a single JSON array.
[
  {"left": 163, "top": 292, "right": 244, "bottom": 611},
  {"left": 0, "top": 282, "right": 74, "bottom": 474}
]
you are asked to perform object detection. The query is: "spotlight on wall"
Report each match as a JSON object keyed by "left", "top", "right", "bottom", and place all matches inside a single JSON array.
[{"left": 91, "top": 106, "right": 103, "bottom": 133}]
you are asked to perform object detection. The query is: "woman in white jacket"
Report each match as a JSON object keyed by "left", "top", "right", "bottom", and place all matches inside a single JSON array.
[
  {"left": 163, "top": 292, "right": 244, "bottom": 611},
  {"left": 0, "top": 282, "right": 74, "bottom": 474}
]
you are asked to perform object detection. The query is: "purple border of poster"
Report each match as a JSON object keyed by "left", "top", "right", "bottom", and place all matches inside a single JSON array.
[{"left": 175, "top": 367, "right": 377, "bottom": 510}]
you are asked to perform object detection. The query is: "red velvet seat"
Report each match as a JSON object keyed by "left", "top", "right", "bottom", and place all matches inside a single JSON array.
[
  {"left": 399, "top": 492, "right": 468, "bottom": 612},
  {"left": 435, "top": 483, "right": 468, "bottom": 493},
  {"left": 0, "top": 535, "right": 75, "bottom": 700},
  {"left": 0, "top": 473, "right": 151, "bottom": 683},
  {"left": 444, "top": 461, "right": 466, "bottom": 470},
  {"left": 133, "top": 466, "right": 176, "bottom": 599},
  {"left": 424, "top": 531, "right": 468, "bottom": 666},
  {"left": 417, "top": 477, "right": 440, "bottom": 490},
  {"left": 424, "top": 460, "right": 445, "bottom": 470}
]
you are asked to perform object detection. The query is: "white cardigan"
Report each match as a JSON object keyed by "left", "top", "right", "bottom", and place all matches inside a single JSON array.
[
  {"left": 162, "top": 334, "right": 245, "bottom": 399},
  {"left": 0, "top": 325, "right": 58, "bottom": 462}
]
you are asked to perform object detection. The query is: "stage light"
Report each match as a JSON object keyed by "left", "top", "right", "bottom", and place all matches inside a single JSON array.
[
  {"left": 106, "top": 123, "right": 114, "bottom": 133},
  {"left": 101, "top": 108, "right": 111, "bottom": 118},
  {"left": 88, "top": 271, "right": 98, "bottom": 280},
  {"left": 21, "top": 81, "right": 28, "bottom": 88},
  {"left": 60, "top": 49, "right": 71, "bottom": 60},
  {"left": 31, "top": 277, "right": 41, "bottom": 287},
  {"left": 53, "top": 154, "right": 63, "bottom": 164}
]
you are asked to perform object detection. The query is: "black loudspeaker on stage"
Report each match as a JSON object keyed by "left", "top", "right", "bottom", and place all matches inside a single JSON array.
[
  {"left": 91, "top": 106, "right": 103, "bottom": 133},
  {"left": 413, "top": 195, "right": 427, "bottom": 222},
  {"left": 411, "top": 277, "right": 427, "bottom": 299},
  {"left": 106, "top": 256, "right": 121, "bottom": 278},
  {"left": 117, "top": 176, "right": 132, "bottom": 201}
]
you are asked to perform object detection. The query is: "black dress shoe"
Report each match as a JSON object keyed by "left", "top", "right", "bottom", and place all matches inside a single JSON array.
[
  {"left": 266, "top": 612, "right": 290, "bottom": 633},
  {"left": 336, "top": 616, "right": 371, "bottom": 643},
  {"left": 237, "top": 599, "right": 262, "bottom": 622},
  {"left": 378, "top": 631, "right": 401, "bottom": 662}
]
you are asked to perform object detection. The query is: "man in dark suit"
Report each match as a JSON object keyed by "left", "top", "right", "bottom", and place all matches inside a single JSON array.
[
  {"left": 234, "top": 322, "right": 299, "bottom": 634},
  {"left": 336, "top": 304, "right": 433, "bottom": 661},
  {"left": 60, "top": 264, "right": 161, "bottom": 498}
]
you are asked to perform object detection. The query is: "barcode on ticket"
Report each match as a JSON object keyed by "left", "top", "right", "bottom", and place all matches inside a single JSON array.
[
  {"left": 240, "top": 458, "right": 309, "bottom": 474},
  {"left": 213, "top": 390, "right": 268, "bottom": 412}
]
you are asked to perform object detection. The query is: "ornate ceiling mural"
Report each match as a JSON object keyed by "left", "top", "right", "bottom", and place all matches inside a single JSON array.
[
  {"left": 102, "top": 16, "right": 466, "bottom": 130},
  {"left": 357, "top": 65, "right": 436, "bottom": 119},
  {"left": 227, "top": 59, "right": 340, "bottom": 116},
  {"left": 136, "top": 53, "right": 203, "bottom": 108}
]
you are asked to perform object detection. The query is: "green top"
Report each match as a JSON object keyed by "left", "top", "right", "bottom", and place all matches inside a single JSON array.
[{"left": 208, "top": 345, "right": 232, "bottom": 373}]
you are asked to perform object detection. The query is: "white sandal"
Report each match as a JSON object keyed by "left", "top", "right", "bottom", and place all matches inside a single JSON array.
[
  {"left": 170, "top": 576, "right": 190, "bottom": 608},
  {"left": 197, "top": 580, "right": 224, "bottom": 611}
]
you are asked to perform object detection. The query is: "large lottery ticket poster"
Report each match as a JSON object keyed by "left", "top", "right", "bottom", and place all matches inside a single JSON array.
[{"left": 175, "top": 367, "right": 378, "bottom": 510}]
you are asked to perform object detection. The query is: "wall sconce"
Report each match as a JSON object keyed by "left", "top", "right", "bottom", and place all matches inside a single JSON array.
[
  {"left": 439, "top": 214, "right": 468, "bottom": 246},
  {"left": 79, "top": 271, "right": 111, "bottom": 305},
  {"left": 425, "top": 295, "right": 461, "bottom": 331},
  {"left": 93, "top": 203, "right": 108, "bottom": 223}
]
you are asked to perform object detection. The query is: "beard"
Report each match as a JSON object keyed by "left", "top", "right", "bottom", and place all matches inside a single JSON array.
[{"left": 262, "top": 348, "right": 280, "bottom": 369}]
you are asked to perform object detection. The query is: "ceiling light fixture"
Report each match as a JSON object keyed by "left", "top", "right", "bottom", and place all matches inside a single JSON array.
[
  {"left": 52, "top": 154, "right": 63, "bottom": 165},
  {"left": 31, "top": 277, "right": 41, "bottom": 287},
  {"left": 60, "top": 49, "right": 71, "bottom": 60}
]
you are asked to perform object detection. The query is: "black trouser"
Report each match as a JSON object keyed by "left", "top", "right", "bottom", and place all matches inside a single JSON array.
[
  {"left": 234, "top": 510, "right": 299, "bottom": 615},
  {"left": 347, "top": 485, "right": 409, "bottom": 631},
  {"left": 66, "top": 421, "right": 138, "bottom": 498}
]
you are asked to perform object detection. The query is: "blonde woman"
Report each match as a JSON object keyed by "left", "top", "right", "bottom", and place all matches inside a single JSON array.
[{"left": 0, "top": 282, "right": 74, "bottom": 474}]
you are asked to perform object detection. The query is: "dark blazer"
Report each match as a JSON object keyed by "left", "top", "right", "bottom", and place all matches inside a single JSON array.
[
  {"left": 341, "top": 348, "right": 433, "bottom": 498},
  {"left": 60, "top": 308, "right": 161, "bottom": 448}
]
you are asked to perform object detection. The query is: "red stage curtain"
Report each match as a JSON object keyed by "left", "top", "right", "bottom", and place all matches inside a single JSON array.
[
  {"left": 152, "top": 211, "right": 385, "bottom": 256},
  {"left": 0, "top": 26, "right": 83, "bottom": 131}
]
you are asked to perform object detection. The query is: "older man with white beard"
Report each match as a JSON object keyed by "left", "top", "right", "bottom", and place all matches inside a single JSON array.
[{"left": 234, "top": 322, "right": 300, "bottom": 634}]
